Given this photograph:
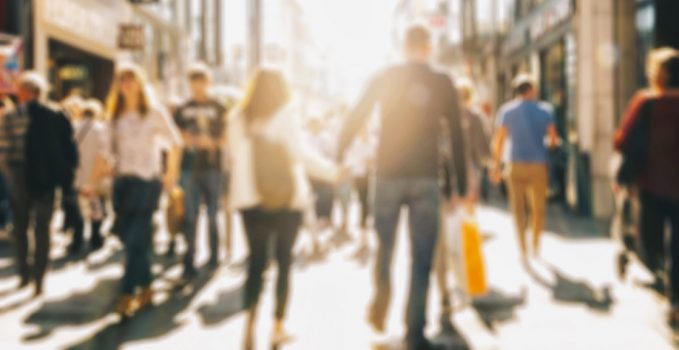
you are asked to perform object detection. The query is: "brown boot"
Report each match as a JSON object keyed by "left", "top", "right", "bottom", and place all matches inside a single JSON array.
[
  {"left": 115, "top": 294, "right": 137, "bottom": 317},
  {"left": 137, "top": 288, "right": 154, "bottom": 310}
]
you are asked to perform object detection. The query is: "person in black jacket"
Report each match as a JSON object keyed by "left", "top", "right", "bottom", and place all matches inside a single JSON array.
[
  {"left": 338, "top": 25, "right": 468, "bottom": 350},
  {"left": 0, "top": 71, "right": 78, "bottom": 297}
]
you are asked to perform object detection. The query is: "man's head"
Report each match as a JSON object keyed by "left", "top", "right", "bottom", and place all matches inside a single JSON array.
[
  {"left": 456, "top": 77, "right": 476, "bottom": 107},
  {"left": 404, "top": 24, "right": 432, "bottom": 62},
  {"left": 187, "top": 62, "right": 211, "bottom": 100},
  {"left": 512, "top": 74, "right": 538, "bottom": 100},
  {"left": 17, "top": 71, "right": 48, "bottom": 104}
]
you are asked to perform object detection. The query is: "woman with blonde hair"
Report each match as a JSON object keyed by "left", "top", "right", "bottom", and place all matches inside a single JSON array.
[
  {"left": 614, "top": 47, "right": 679, "bottom": 327},
  {"left": 91, "top": 63, "right": 182, "bottom": 316},
  {"left": 229, "top": 68, "right": 341, "bottom": 348}
]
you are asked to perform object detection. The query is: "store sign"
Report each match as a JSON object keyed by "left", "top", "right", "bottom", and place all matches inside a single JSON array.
[
  {"left": 0, "top": 35, "right": 22, "bottom": 94},
  {"left": 118, "top": 24, "right": 145, "bottom": 50},
  {"left": 529, "top": 0, "right": 574, "bottom": 41},
  {"left": 44, "top": 0, "right": 118, "bottom": 50}
]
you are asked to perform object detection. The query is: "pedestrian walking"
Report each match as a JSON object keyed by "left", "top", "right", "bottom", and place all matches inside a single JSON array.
[
  {"left": 228, "top": 69, "right": 341, "bottom": 349},
  {"left": 614, "top": 47, "right": 679, "bottom": 328},
  {"left": 344, "top": 124, "right": 378, "bottom": 257},
  {"left": 72, "top": 99, "right": 110, "bottom": 255},
  {"left": 61, "top": 95, "right": 86, "bottom": 257},
  {"left": 100, "top": 63, "right": 182, "bottom": 316},
  {"left": 173, "top": 63, "right": 228, "bottom": 279},
  {"left": 0, "top": 71, "right": 78, "bottom": 297},
  {"left": 491, "top": 74, "right": 559, "bottom": 264},
  {"left": 338, "top": 25, "right": 468, "bottom": 350},
  {"left": 433, "top": 77, "right": 490, "bottom": 329}
]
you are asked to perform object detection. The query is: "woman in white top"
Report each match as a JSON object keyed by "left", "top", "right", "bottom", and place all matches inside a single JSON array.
[
  {"left": 70, "top": 99, "right": 110, "bottom": 255},
  {"left": 230, "top": 69, "right": 341, "bottom": 349},
  {"left": 94, "top": 63, "right": 182, "bottom": 317}
]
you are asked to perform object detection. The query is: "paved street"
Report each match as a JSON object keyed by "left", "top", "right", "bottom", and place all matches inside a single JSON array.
[{"left": 0, "top": 203, "right": 675, "bottom": 350}]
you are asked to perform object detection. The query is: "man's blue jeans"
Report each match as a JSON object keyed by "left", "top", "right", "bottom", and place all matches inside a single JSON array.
[
  {"left": 370, "top": 177, "right": 440, "bottom": 340},
  {"left": 182, "top": 168, "right": 222, "bottom": 270}
]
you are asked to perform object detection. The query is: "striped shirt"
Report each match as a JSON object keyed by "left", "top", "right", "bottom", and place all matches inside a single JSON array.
[{"left": 0, "top": 105, "right": 30, "bottom": 165}]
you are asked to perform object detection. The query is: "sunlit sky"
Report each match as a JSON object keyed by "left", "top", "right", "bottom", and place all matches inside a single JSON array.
[{"left": 296, "top": 0, "right": 400, "bottom": 102}]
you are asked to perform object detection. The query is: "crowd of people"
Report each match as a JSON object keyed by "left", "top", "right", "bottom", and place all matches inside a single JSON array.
[{"left": 0, "top": 23, "right": 677, "bottom": 349}]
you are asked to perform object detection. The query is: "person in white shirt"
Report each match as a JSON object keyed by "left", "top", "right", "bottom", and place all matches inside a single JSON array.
[
  {"left": 90, "top": 63, "right": 182, "bottom": 317},
  {"left": 229, "top": 68, "right": 342, "bottom": 349},
  {"left": 71, "top": 99, "right": 110, "bottom": 255}
]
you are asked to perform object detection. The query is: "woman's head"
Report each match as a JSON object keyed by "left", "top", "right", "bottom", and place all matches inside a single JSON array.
[
  {"left": 646, "top": 47, "right": 679, "bottom": 91},
  {"left": 106, "top": 63, "right": 151, "bottom": 120},
  {"left": 240, "top": 68, "right": 290, "bottom": 123},
  {"left": 456, "top": 77, "right": 476, "bottom": 106}
]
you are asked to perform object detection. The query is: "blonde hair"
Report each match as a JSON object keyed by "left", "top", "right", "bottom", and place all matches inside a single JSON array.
[
  {"left": 456, "top": 77, "right": 476, "bottom": 104},
  {"left": 646, "top": 47, "right": 679, "bottom": 91},
  {"left": 105, "top": 63, "right": 151, "bottom": 120},
  {"left": 240, "top": 68, "right": 290, "bottom": 124}
]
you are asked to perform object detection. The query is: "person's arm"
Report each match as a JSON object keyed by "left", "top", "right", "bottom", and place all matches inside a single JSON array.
[
  {"left": 490, "top": 125, "right": 507, "bottom": 184},
  {"left": 547, "top": 124, "right": 559, "bottom": 149},
  {"left": 338, "top": 73, "right": 383, "bottom": 160},
  {"left": 444, "top": 76, "right": 468, "bottom": 198},
  {"left": 614, "top": 92, "right": 647, "bottom": 152}
]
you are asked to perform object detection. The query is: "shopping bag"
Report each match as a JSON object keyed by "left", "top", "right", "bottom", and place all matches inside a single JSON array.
[
  {"left": 462, "top": 212, "right": 488, "bottom": 297},
  {"left": 445, "top": 209, "right": 466, "bottom": 295}
]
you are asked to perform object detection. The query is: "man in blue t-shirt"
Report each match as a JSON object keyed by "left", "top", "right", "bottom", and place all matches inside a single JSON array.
[{"left": 491, "top": 74, "right": 559, "bottom": 264}]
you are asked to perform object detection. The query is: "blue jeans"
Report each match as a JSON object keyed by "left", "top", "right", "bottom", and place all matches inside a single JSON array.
[
  {"left": 371, "top": 178, "right": 440, "bottom": 340},
  {"left": 182, "top": 168, "right": 222, "bottom": 270},
  {"left": 113, "top": 176, "right": 162, "bottom": 294}
]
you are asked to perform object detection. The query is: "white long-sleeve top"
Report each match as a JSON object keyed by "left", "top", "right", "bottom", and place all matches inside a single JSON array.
[{"left": 228, "top": 105, "right": 338, "bottom": 211}]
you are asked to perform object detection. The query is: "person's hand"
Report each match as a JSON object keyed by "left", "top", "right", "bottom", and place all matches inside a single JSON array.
[
  {"left": 80, "top": 185, "right": 95, "bottom": 198},
  {"left": 490, "top": 164, "right": 503, "bottom": 185}
]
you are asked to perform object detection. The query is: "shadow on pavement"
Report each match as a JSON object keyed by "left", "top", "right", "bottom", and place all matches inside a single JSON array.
[
  {"left": 196, "top": 283, "right": 244, "bottom": 326},
  {"left": 471, "top": 288, "right": 527, "bottom": 332},
  {"left": 527, "top": 261, "right": 614, "bottom": 312},
  {"left": 22, "top": 278, "right": 120, "bottom": 342},
  {"left": 65, "top": 267, "right": 217, "bottom": 350}
]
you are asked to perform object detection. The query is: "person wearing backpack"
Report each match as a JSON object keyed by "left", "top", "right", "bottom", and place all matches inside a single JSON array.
[
  {"left": 0, "top": 71, "right": 79, "bottom": 297},
  {"left": 228, "top": 69, "right": 342, "bottom": 349}
]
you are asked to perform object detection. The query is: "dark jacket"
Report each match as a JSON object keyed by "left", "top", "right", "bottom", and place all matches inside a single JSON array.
[
  {"left": 338, "top": 62, "right": 467, "bottom": 197},
  {"left": 25, "top": 101, "right": 78, "bottom": 196}
]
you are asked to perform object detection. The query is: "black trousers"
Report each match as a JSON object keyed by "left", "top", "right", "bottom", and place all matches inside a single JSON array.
[
  {"left": 639, "top": 191, "right": 679, "bottom": 306},
  {"left": 241, "top": 207, "right": 301, "bottom": 320},
  {"left": 7, "top": 166, "right": 55, "bottom": 288}
]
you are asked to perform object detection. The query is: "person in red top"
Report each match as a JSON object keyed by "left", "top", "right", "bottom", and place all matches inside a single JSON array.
[{"left": 614, "top": 47, "right": 679, "bottom": 326}]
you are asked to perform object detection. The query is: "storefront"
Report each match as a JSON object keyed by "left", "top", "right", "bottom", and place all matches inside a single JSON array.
[{"left": 33, "top": 0, "right": 120, "bottom": 101}]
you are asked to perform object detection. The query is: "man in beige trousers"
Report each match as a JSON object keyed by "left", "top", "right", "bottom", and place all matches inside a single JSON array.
[{"left": 491, "top": 75, "right": 559, "bottom": 265}]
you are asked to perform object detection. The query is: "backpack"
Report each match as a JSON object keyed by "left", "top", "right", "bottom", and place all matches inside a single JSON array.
[{"left": 250, "top": 119, "right": 295, "bottom": 211}]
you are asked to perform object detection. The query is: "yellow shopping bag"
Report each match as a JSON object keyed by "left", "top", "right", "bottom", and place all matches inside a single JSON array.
[{"left": 462, "top": 214, "right": 488, "bottom": 296}]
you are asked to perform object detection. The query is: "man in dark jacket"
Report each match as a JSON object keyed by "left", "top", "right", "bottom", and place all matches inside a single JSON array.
[
  {"left": 338, "top": 25, "right": 468, "bottom": 350},
  {"left": 0, "top": 71, "right": 78, "bottom": 297}
]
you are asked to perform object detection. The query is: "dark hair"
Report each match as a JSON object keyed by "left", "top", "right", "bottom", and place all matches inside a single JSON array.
[
  {"left": 514, "top": 82, "right": 534, "bottom": 96},
  {"left": 241, "top": 68, "right": 290, "bottom": 124},
  {"left": 665, "top": 55, "right": 679, "bottom": 89},
  {"left": 405, "top": 25, "right": 431, "bottom": 52}
]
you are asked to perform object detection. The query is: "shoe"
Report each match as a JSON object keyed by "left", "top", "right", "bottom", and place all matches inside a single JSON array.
[
  {"left": 272, "top": 321, "right": 294, "bottom": 346},
  {"left": 367, "top": 306, "right": 386, "bottom": 333},
  {"left": 179, "top": 266, "right": 198, "bottom": 285},
  {"left": 207, "top": 256, "right": 219, "bottom": 269},
  {"left": 89, "top": 236, "right": 104, "bottom": 253},
  {"left": 405, "top": 334, "right": 433, "bottom": 350},
  {"left": 137, "top": 288, "right": 154, "bottom": 310},
  {"left": 33, "top": 283, "right": 43, "bottom": 298},
  {"left": 115, "top": 295, "right": 137, "bottom": 317},
  {"left": 67, "top": 243, "right": 82, "bottom": 258},
  {"left": 165, "top": 240, "right": 176, "bottom": 258},
  {"left": 17, "top": 276, "right": 30, "bottom": 290}
]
